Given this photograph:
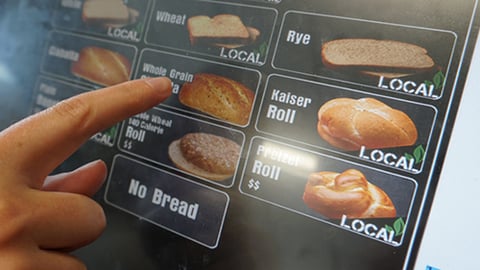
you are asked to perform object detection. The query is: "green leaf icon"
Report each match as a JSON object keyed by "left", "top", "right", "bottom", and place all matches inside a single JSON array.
[
  {"left": 385, "top": 225, "right": 394, "bottom": 233},
  {"left": 393, "top": 218, "right": 406, "bottom": 237},
  {"left": 133, "top": 22, "right": 141, "bottom": 35},
  {"left": 413, "top": 145, "right": 426, "bottom": 164},
  {"left": 433, "top": 71, "right": 446, "bottom": 90},
  {"left": 259, "top": 41, "right": 268, "bottom": 58},
  {"left": 106, "top": 125, "right": 117, "bottom": 138},
  {"left": 404, "top": 145, "right": 426, "bottom": 165}
]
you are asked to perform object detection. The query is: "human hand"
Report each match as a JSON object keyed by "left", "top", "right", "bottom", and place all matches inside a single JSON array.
[{"left": 0, "top": 77, "right": 172, "bottom": 270}]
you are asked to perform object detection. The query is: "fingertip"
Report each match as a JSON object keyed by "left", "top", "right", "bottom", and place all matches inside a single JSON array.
[
  {"left": 90, "top": 198, "right": 107, "bottom": 233},
  {"left": 144, "top": 77, "right": 172, "bottom": 101},
  {"left": 42, "top": 159, "right": 108, "bottom": 196},
  {"left": 67, "top": 195, "right": 107, "bottom": 247},
  {"left": 80, "top": 197, "right": 107, "bottom": 248},
  {"left": 73, "top": 159, "right": 108, "bottom": 197},
  {"left": 85, "top": 159, "right": 108, "bottom": 182}
]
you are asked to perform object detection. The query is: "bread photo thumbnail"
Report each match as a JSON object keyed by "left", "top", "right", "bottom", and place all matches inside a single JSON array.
[
  {"left": 179, "top": 73, "right": 255, "bottom": 126},
  {"left": 168, "top": 133, "right": 241, "bottom": 181},
  {"left": 317, "top": 98, "right": 418, "bottom": 151},
  {"left": 82, "top": 0, "right": 139, "bottom": 28},
  {"left": 71, "top": 46, "right": 131, "bottom": 86},
  {"left": 321, "top": 39, "right": 435, "bottom": 77},
  {"left": 303, "top": 169, "right": 397, "bottom": 219},
  {"left": 187, "top": 14, "right": 260, "bottom": 48}
]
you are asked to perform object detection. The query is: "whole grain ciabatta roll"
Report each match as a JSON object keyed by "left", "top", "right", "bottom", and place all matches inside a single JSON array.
[
  {"left": 317, "top": 98, "right": 418, "bottom": 151},
  {"left": 303, "top": 169, "right": 397, "bottom": 219},
  {"left": 71, "top": 46, "right": 131, "bottom": 86},
  {"left": 168, "top": 133, "right": 241, "bottom": 181},
  {"left": 179, "top": 73, "right": 255, "bottom": 126},
  {"left": 321, "top": 39, "right": 435, "bottom": 73}
]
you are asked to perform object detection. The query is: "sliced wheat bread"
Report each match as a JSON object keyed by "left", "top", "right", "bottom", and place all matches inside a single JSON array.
[{"left": 187, "top": 14, "right": 251, "bottom": 46}]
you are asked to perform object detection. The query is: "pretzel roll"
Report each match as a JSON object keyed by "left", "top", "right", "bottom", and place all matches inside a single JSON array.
[
  {"left": 303, "top": 169, "right": 396, "bottom": 219},
  {"left": 317, "top": 98, "right": 418, "bottom": 151}
]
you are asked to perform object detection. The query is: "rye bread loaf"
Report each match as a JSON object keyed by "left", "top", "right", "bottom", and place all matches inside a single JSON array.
[
  {"left": 71, "top": 46, "right": 131, "bottom": 86},
  {"left": 321, "top": 39, "right": 435, "bottom": 72},
  {"left": 317, "top": 97, "right": 418, "bottom": 151},
  {"left": 187, "top": 14, "right": 251, "bottom": 46},
  {"left": 179, "top": 73, "right": 255, "bottom": 126}
]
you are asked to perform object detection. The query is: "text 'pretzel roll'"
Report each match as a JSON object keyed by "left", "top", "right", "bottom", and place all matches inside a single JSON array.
[
  {"left": 317, "top": 98, "right": 418, "bottom": 151},
  {"left": 303, "top": 169, "right": 397, "bottom": 219}
]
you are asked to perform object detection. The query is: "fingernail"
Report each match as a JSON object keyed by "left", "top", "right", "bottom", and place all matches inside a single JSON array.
[
  {"left": 81, "top": 159, "right": 106, "bottom": 169},
  {"left": 145, "top": 77, "right": 172, "bottom": 99}
]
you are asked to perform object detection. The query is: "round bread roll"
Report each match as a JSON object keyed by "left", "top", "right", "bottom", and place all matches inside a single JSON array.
[
  {"left": 168, "top": 133, "right": 240, "bottom": 181},
  {"left": 303, "top": 169, "right": 397, "bottom": 219},
  {"left": 317, "top": 97, "right": 418, "bottom": 151}
]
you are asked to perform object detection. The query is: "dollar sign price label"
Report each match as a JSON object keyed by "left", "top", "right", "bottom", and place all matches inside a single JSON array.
[{"left": 248, "top": 179, "right": 261, "bottom": 191}]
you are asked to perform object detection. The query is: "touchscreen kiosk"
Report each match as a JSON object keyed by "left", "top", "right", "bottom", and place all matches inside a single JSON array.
[{"left": 0, "top": 0, "right": 479, "bottom": 269}]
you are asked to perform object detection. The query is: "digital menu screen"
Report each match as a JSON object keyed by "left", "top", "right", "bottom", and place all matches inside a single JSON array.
[{"left": 7, "top": 0, "right": 479, "bottom": 269}]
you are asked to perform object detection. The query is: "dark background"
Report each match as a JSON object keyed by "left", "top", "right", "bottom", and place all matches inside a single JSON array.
[{"left": 0, "top": 1, "right": 479, "bottom": 270}]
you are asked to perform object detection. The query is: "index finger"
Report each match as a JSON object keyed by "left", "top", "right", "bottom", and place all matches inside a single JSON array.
[{"left": 0, "top": 77, "right": 171, "bottom": 188}]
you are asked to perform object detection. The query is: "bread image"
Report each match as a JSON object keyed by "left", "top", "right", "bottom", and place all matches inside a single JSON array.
[
  {"left": 303, "top": 169, "right": 397, "bottom": 219},
  {"left": 317, "top": 98, "right": 418, "bottom": 151},
  {"left": 187, "top": 14, "right": 260, "bottom": 48},
  {"left": 82, "top": 0, "right": 139, "bottom": 28},
  {"left": 179, "top": 73, "right": 255, "bottom": 126},
  {"left": 213, "top": 27, "right": 261, "bottom": 49},
  {"left": 71, "top": 46, "right": 131, "bottom": 86},
  {"left": 322, "top": 39, "right": 435, "bottom": 74},
  {"left": 168, "top": 133, "right": 241, "bottom": 181}
]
